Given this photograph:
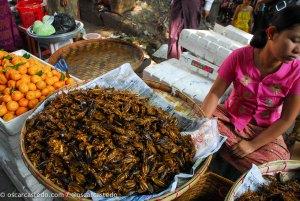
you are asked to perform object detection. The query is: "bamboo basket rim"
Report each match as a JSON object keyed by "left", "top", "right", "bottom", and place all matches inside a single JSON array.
[
  {"left": 225, "top": 160, "right": 300, "bottom": 201},
  {"left": 175, "top": 172, "right": 234, "bottom": 201},
  {"left": 20, "top": 79, "right": 212, "bottom": 201},
  {"left": 48, "top": 38, "right": 144, "bottom": 72}
]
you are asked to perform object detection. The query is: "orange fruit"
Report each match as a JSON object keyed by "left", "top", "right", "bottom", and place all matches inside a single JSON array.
[
  {"left": 51, "top": 76, "right": 59, "bottom": 83},
  {"left": 7, "top": 80, "right": 16, "bottom": 88},
  {"left": 18, "top": 83, "right": 29, "bottom": 93},
  {"left": 20, "top": 75, "right": 31, "bottom": 83},
  {"left": 11, "top": 91, "right": 24, "bottom": 101},
  {"left": 26, "top": 91, "right": 36, "bottom": 100},
  {"left": 18, "top": 98, "right": 28, "bottom": 107},
  {"left": 28, "top": 83, "right": 37, "bottom": 91},
  {"left": 3, "top": 112, "right": 14, "bottom": 121},
  {"left": 46, "top": 71, "right": 53, "bottom": 78},
  {"left": 27, "top": 66, "right": 38, "bottom": 75},
  {"left": 18, "top": 65, "right": 27, "bottom": 75},
  {"left": 47, "top": 85, "right": 55, "bottom": 93},
  {"left": 15, "top": 107, "right": 28, "bottom": 116},
  {"left": 16, "top": 80, "right": 23, "bottom": 88},
  {"left": 34, "top": 90, "right": 41, "bottom": 99},
  {"left": 30, "top": 75, "right": 42, "bottom": 84},
  {"left": 39, "top": 95, "right": 46, "bottom": 102},
  {"left": 28, "top": 99, "right": 39, "bottom": 109},
  {"left": 5, "top": 69, "right": 15, "bottom": 79},
  {"left": 36, "top": 80, "right": 46, "bottom": 90},
  {"left": 6, "top": 100, "right": 19, "bottom": 111},
  {"left": 0, "top": 84, "right": 6, "bottom": 92},
  {"left": 45, "top": 77, "right": 55, "bottom": 86},
  {"left": 65, "top": 78, "right": 75, "bottom": 85},
  {"left": 41, "top": 74, "right": 46, "bottom": 80},
  {"left": 3, "top": 87, "right": 12, "bottom": 95},
  {"left": 41, "top": 88, "right": 50, "bottom": 96},
  {"left": 53, "top": 81, "right": 65, "bottom": 90},
  {"left": 52, "top": 70, "right": 61, "bottom": 79},
  {"left": 0, "top": 74, "right": 7, "bottom": 85},
  {"left": 0, "top": 104, "right": 8, "bottom": 116},
  {"left": 10, "top": 72, "right": 22, "bottom": 81},
  {"left": 2, "top": 94, "right": 12, "bottom": 103}
]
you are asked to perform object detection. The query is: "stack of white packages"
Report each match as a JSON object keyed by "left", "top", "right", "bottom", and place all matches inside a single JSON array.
[
  {"left": 179, "top": 51, "right": 219, "bottom": 80},
  {"left": 221, "top": 25, "right": 253, "bottom": 45},
  {"left": 178, "top": 29, "right": 243, "bottom": 66},
  {"left": 143, "top": 59, "right": 214, "bottom": 103}
]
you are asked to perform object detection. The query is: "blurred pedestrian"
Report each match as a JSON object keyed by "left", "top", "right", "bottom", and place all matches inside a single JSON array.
[
  {"left": 0, "top": 0, "right": 23, "bottom": 51},
  {"left": 232, "top": 0, "right": 253, "bottom": 32},
  {"left": 46, "top": 0, "right": 80, "bottom": 19}
]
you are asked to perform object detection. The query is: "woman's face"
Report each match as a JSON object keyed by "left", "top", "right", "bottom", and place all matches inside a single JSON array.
[{"left": 269, "top": 25, "right": 300, "bottom": 62}]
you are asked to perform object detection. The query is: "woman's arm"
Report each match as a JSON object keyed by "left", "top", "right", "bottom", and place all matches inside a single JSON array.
[
  {"left": 232, "top": 95, "right": 300, "bottom": 158},
  {"left": 201, "top": 76, "right": 231, "bottom": 118}
]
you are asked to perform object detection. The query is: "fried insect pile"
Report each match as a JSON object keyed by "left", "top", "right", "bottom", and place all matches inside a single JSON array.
[
  {"left": 237, "top": 174, "right": 300, "bottom": 201},
  {"left": 24, "top": 88, "right": 196, "bottom": 196}
]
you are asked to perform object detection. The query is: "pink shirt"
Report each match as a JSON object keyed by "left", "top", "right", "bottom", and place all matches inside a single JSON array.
[{"left": 218, "top": 46, "right": 300, "bottom": 131}]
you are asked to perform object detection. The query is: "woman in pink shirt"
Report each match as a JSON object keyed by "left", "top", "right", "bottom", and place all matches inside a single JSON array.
[{"left": 201, "top": 5, "right": 300, "bottom": 172}]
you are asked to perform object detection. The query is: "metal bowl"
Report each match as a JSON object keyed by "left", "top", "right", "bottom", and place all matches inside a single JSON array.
[{"left": 27, "top": 20, "right": 84, "bottom": 43}]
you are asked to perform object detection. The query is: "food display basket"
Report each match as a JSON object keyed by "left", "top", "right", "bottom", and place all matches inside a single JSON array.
[
  {"left": 175, "top": 172, "right": 233, "bottom": 201},
  {"left": 20, "top": 79, "right": 212, "bottom": 201},
  {"left": 48, "top": 39, "right": 144, "bottom": 80},
  {"left": 225, "top": 160, "right": 300, "bottom": 201}
]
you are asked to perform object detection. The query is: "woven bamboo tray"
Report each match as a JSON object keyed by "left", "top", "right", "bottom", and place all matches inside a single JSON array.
[
  {"left": 20, "top": 79, "right": 212, "bottom": 201},
  {"left": 175, "top": 172, "right": 234, "bottom": 201},
  {"left": 225, "top": 160, "right": 300, "bottom": 201},
  {"left": 48, "top": 39, "right": 144, "bottom": 80}
]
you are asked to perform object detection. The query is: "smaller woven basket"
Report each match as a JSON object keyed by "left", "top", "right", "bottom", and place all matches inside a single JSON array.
[
  {"left": 48, "top": 39, "right": 144, "bottom": 80},
  {"left": 225, "top": 160, "right": 300, "bottom": 201},
  {"left": 20, "top": 79, "right": 212, "bottom": 201},
  {"left": 175, "top": 172, "right": 234, "bottom": 201}
]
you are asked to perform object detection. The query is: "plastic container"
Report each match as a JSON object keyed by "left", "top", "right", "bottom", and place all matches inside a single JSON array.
[
  {"left": 82, "top": 33, "right": 101, "bottom": 40},
  {"left": 0, "top": 50, "right": 81, "bottom": 136},
  {"left": 16, "top": 0, "right": 44, "bottom": 28}
]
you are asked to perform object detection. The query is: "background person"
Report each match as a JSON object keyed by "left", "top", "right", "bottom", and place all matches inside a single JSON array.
[
  {"left": 0, "top": 0, "right": 23, "bottom": 51},
  {"left": 201, "top": 5, "right": 300, "bottom": 172},
  {"left": 232, "top": 0, "right": 253, "bottom": 32}
]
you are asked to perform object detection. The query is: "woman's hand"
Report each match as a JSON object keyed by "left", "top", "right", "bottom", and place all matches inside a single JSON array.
[{"left": 232, "top": 140, "right": 258, "bottom": 158}]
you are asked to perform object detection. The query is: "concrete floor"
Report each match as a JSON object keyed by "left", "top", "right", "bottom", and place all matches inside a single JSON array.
[{"left": 0, "top": 168, "right": 23, "bottom": 201}]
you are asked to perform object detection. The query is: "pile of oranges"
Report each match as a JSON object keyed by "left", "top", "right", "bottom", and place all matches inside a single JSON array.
[{"left": 0, "top": 51, "right": 75, "bottom": 122}]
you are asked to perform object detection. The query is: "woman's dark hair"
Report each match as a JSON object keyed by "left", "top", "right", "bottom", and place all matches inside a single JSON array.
[{"left": 250, "top": 5, "right": 300, "bottom": 48}]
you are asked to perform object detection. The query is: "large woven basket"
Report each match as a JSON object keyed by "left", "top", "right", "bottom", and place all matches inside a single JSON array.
[
  {"left": 48, "top": 39, "right": 144, "bottom": 80},
  {"left": 225, "top": 160, "right": 300, "bottom": 201},
  {"left": 20, "top": 79, "right": 212, "bottom": 201},
  {"left": 175, "top": 172, "right": 234, "bottom": 201}
]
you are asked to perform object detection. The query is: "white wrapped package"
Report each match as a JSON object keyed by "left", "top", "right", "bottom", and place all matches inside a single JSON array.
[
  {"left": 204, "top": 51, "right": 215, "bottom": 64},
  {"left": 174, "top": 73, "right": 214, "bottom": 102},
  {"left": 179, "top": 29, "right": 199, "bottom": 54},
  {"left": 143, "top": 59, "right": 191, "bottom": 85},
  {"left": 207, "top": 41, "right": 220, "bottom": 53},
  {"left": 28, "top": 63, "right": 226, "bottom": 201},
  {"left": 180, "top": 52, "right": 219, "bottom": 79},
  {"left": 215, "top": 46, "right": 232, "bottom": 66},
  {"left": 224, "top": 25, "right": 253, "bottom": 45},
  {"left": 213, "top": 23, "right": 226, "bottom": 34},
  {"left": 209, "top": 30, "right": 243, "bottom": 50}
]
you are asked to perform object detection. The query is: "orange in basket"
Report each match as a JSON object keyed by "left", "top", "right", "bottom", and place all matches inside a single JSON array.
[{"left": 0, "top": 50, "right": 76, "bottom": 121}]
